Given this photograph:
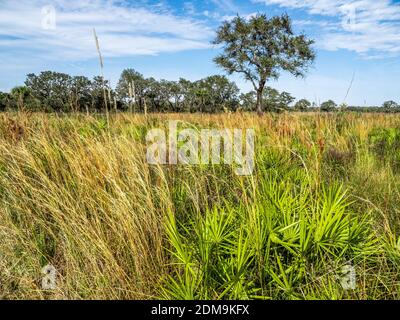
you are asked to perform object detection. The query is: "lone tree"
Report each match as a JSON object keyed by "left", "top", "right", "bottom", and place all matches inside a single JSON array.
[{"left": 213, "top": 14, "right": 315, "bottom": 115}]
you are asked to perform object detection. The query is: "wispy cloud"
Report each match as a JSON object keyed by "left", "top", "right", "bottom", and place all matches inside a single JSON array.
[
  {"left": 210, "top": 0, "right": 240, "bottom": 13},
  {"left": 0, "top": 0, "right": 214, "bottom": 64},
  {"left": 255, "top": 0, "right": 400, "bottom": 57}
]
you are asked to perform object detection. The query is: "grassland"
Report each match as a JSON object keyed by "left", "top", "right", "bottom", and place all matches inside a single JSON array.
[{"left": 0, "top": 112, "right": 400, "bottom": 300}]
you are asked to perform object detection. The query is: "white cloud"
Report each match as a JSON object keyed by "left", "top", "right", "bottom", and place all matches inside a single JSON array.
[
  {"left": 255, "top": 0, "right": 400, "bottom": 57},
  {"left": 255, "top": 0, "right": 337, "bottom": 15},
  {"left": 0, "top": 0, "right": 214, "bottom": 63}
]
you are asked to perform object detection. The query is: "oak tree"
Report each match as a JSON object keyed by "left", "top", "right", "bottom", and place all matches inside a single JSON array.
[{"left": 213, "top": 14, "right": 315, "bottom": 114}]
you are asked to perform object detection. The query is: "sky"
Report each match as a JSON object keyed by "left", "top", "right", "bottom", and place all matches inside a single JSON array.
[{"left": 0, "top": 0, "right": 400, "bottom": 106}]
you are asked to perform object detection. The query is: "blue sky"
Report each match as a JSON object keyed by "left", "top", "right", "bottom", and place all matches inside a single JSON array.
[{"left": 0, "top": 0, "right": 400, "bottom": 106}]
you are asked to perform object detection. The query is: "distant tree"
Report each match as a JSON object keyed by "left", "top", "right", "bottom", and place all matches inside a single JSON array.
[
  {"left": 263, "top": 87, "right": 280, "bottom": 112},
  {"left": 166, "top": 81, "right": 184, "bottom": 112},
  {"left": 8, "top": 86, "right": 39, "bottom": 111},
  {"left": 0, "top": 91, "right": 7, "bottom": 111},
  {"left": 213, "top": 14, "right": 315, "bottom": 115},
  {"left": 320, "top": 100, "right": 337, "bottom": 112},
  {"left": 157, "top": 80, "right": 176, "bottom": 112},
  {"left": 382, "top": 100, "right": 399, "bottom": 110},
  {"left": 25, "top": 71, "right": 72, "bottom": 112},
  {"left": 261, "top": 87, "right": 294, "bottom": 112},
  {"left": 0, "top": 91, "right": 8, "bottom": 111},
  {"left": 145, "top": 77, "right": 168, "bottom": 112},
  {"left": 339, "top": 103, "right": 349, "bottom": 112},
  {"left": 239, "top": 91, "right": 257, "bottom": 111},
  {"left": 193, "top": 75, "right": 240, "bottom": 113},
  {"left": 278, "top": 91, "right": 295, "bottom": 111},
  {"left": 294, "top": 99, "right": 311, "bottom": 111},
  {"left": 179, "top": 78, "right": 195, "bottom": 112},
  {"left": 116, "top": 69, "right": 147, "bottom": 112},
  {"left": 192, "top": 85, "right": 208, "bottom": 113},
  {"left": 90, "top": 76, "right": 113, "bottom": 112},
  {"left": 69, "top": 76, "right": 92, "bottom": 112}
]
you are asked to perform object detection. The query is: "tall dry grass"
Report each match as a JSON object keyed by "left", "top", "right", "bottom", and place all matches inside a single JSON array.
[{"left": 0, "top": 112, "right": 399, "bottom": 299}]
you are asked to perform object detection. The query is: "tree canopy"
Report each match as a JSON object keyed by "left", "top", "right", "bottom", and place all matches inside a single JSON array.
[
  {"left": 321, "top": 100, "right": 337, "bottom": 112},
  {"left": 295, "top": 99, "right": 311, "bottom": 111}
]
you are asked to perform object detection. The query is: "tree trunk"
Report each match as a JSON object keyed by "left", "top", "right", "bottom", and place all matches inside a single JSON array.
[{"left": 256, "top": 88, "right": 264, "bottom": 116}]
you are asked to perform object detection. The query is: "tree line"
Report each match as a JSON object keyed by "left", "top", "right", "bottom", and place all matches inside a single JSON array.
[
  {"left": 0, "top": 69, "right": 296, "bottom": 113},
  {"left": 0, "top": 70, "right": 398, "bottom": 113}
]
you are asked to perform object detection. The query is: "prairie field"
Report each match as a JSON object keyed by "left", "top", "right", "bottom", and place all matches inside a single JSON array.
[{"left": 1, "top": 111, "right": 400, "bottom": 300}]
